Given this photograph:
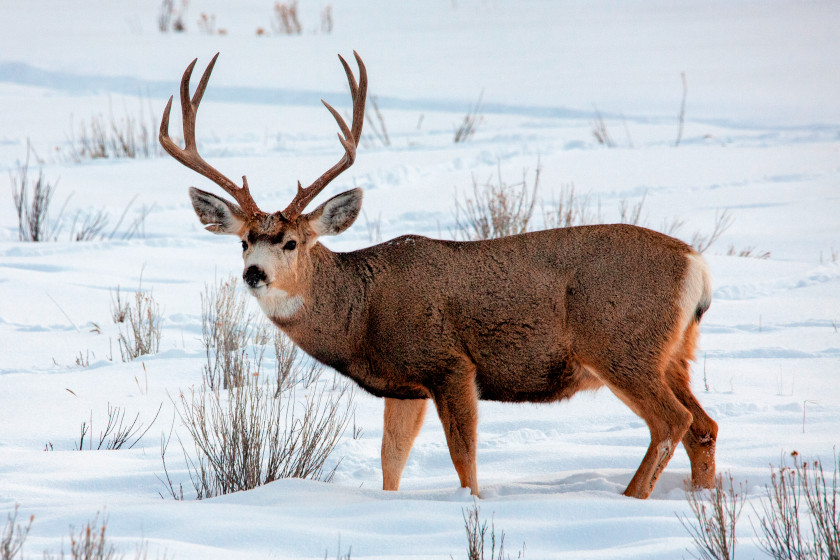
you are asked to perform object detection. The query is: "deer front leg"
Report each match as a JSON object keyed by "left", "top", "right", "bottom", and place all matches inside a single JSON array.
[
  {"left": 431, "top": 370, "right": 480, "bottom": 496},
  {"left": 381, "top": 398, "right": 428, "bottom": 491}
]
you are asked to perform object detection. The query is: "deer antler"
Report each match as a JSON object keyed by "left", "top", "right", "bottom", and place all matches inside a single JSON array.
[
  {"left": 280, "top": 51, "right": 367, "bottom": 221},
  {"left": 159, "top": 53, "right": 263, "bottom": 218}
]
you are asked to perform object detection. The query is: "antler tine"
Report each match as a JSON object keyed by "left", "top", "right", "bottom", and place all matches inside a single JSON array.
[
  {"left": 159, "top": 53, "right": 262, "bottom": 218},
  {"left": 281, "top": 52, "right": 368, "bottom": 221},
  {"left": 346, "top": 51, "right": 367, "bottom": 145}
]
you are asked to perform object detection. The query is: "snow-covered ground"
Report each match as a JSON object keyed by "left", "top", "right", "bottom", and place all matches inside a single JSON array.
[{"left": 1, "top": 1, "right": 838, "bottom": 558}]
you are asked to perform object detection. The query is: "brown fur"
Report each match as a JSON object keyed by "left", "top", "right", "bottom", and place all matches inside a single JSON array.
[
  {"left": 170, "top": 54, "right": 716, "bottom": 498},
  {"left": 259, "top": 224, "right": 716, "bottom": 497},
  {"left": 382, "top": 398, "right": 427, "bottom": 490}
]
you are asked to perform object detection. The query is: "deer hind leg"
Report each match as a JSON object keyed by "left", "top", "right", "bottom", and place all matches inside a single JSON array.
[
  {"left": 600, "top": 364, "right": 693, "bottom": 499},
  {"left": 381, "top": 398, "right": 428, "bottom": 491},
  {"left": 431, "top": 362, "right": 480, "bottom": 495},
  {"left": 666, "top": 322, "right": 718, "bottom": 489}
]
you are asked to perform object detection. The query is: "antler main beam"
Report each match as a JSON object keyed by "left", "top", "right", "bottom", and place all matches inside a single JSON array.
[
  {"left": 280, "top": 51, "right": 367, "bottom": 220},
  {"left": 159, "top": 53, "right": 262, "bottom": 218}
]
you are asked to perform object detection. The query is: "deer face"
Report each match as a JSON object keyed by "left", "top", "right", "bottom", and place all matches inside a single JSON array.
[
  {"left": 189, "top": 186, "right": 363, "bottom": 318},
  {"left": 160, "top": 51, "right": 366, "bottom": 317}
]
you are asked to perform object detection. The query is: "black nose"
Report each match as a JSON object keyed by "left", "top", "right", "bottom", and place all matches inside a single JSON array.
[{"left": 243, "top": 265, "right": 267, "bottom": 288}]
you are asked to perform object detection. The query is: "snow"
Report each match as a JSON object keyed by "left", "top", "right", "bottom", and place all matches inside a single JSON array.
[{"left": 1, "top": 1, "right": 839, "bottom": 558}]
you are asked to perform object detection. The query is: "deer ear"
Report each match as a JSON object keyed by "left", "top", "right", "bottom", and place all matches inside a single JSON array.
[
  {"left": 306, "top": 188, "right": 363, "bottom": 237},
  {"left": 189, "top": 187, "right": 246, "bottom": 235}
]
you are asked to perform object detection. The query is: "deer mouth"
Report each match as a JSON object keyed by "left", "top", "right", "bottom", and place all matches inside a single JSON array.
[
  {"left": 243, "top": 265, "right": 270, "bottom": 293},
  {"left": 248, "top": 282, "right": 269, "bottom": 296},
  {"left": 245, "top": 276, "right": 273, "bottom": 298}
]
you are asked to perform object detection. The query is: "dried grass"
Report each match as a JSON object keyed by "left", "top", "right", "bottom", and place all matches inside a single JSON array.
[
  {"left": 542, "top": 183, "right": 600, "bottom": 229},
  {"left": 115, "top": 279, "right": 161, "bottom": 362},
  {"left": 453, "top": 162, "right": 540, "bottom": 240},
  {"left": 10, "top": 146, "right": 64, "bottom": 242},
  {"left": 1, "top": 505, "right": 32, "bottom": 560},
  {"left": 679, "top": 474, "right": 745, "bottom": 560},
  {"left": 462, "top": 502, "right": 522, "bottom": 560},
  {"left": 67, "top": 100, "right": 159, "bottom": 162},
  {"left": 201, "top": 277, "right": 270, "bottom": 390},
  {"left": 755, "top": 453, "right": 840, "bottom": 560},
  {"left": 454, "top": 91, "right": 484, "bottom": 143},
  {"left": 74, "top": 403, "right": 161, "bottom": 451},
  {"left": 169, "top": 380, "right": 354, "bottom": 499}
]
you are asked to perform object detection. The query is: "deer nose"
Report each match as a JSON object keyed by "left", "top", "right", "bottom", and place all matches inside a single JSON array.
[{"left": 243, "top": 265, "right": 267, "bottom": 288}]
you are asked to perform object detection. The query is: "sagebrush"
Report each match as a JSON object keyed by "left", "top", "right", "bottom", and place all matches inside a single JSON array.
[
  {"left": 453, "top": 163, "right": 540, "bottom": 240},
  {"left": 680, "top": 453, "right": 840, "bottom": 560},
  {"left": 74, "top": 403, "right": 160, "bottom": 451},
  {"left": 164, "top": 379, "right": 354, "bottom": 499},
  {"left": 755, "top": 453, "right": 840, "bottom": 560},
  {"left": 1, "top": 505, "right": 32, "bottom": 560},
  {"left": 114, "top": 281, "right": 161, "bottom": 362},
  {"left": 679, "top": 474, "right": 744, "bottom": 560},
  {"left": 201, "top": 277, "right": 270, "bottom": 390},
  {"left": 461, "top": 502, "right": 523, "bottom": 560},
  {"left": 10, "top": 148, "right": 63, "bottom": 242},
  {"left": 43, "top": 514, "right": 117, "bottom": 560}
]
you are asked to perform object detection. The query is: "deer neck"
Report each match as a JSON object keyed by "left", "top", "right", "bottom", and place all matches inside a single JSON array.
[{"left": 265, "top": 242, "right": 367, "bottom": 369}]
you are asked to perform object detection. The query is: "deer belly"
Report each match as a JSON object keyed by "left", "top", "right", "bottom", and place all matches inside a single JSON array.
[
  {"left": 337, "top": 360, "right": 431, "bottom": 400},
  {"left": 473, "top": 354, "right": 595, "bottom": 403}
]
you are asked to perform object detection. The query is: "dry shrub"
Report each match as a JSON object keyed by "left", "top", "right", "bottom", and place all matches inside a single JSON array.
[
  {"left": 679, "top": 453, "right": 840, "bottom": 560},
  {"left": 68, "top": 198, "right": 152, "bottom": 245},
  {"left": 679, "top": 474, "right": 745, "bottom": 560},
  {"left": 542, "top": 182, "right": 600, "bottom": 229},
  {"left": 454, "top": 163, "right": 540, "bottom": 240},
  {"left": 362, "top": 210, "right": 383, "bottom": 244},
  {"left": 591, "top": 105, "right": 615, "bottom": 148},
  {"left": 201, "top": 277, "right": 271, "bottom": 390},
  {"left": 273, "top": 1, "right": 302, "bottom": 34},
  {"left": 10, "top": 147, "right": 63, "bottom": 242},
  {"left": 454, "top": 91, "right": 484, "bottom": 143},
  {"left": 321, "top": 5, "right": 333, "bottom": 33},
  {"left": 455, "top": 161, "right": 736, "bottom": 259},
  {"left": 675, "top": 71, "right": 688, "bottom": 147},
  {"left": 755, "top": 452, "right": 840, "bottom": 560},
  {"left": 170, "top": 380, "right": 355, "bottom": 499},
  {"left": 197, "top": 13, "right": 225, "bottom": 35},
  {"left": 462, "top": 502, "right": 522, "bottom": 560},
  {"left": 74, "top": 403, "right": 161, "bottom": 451},
  {"left": 43, "top": 514, "right": 117, "bottom": 560},
  {"left": 618, "top": 192, "right": 646, "bottom": 226},
  {"left": 158, "top": 0, "right": 186, "bottom": 32},
  {"left": 110, "top": 287, "right": 129, "bottom": 324},
  {"left": 75, "top": 350, "right": 93, "bottom": 368},
  {"left": 691, "top": 209, "right": 734, "bottom": 254},
  {"left": 115, "top": 279, "right": 161, "bottom": 362},
  {"left": 727, "top": 245, "right": 771, "bottom": 259},
  {"left": 162, "top": 276, "right": 349, "bottom": 500},
  {"left": 67, "top": 102, "right": 158, "bottom": 162},
  {"left": 361, "top": 94, "right": 390, "bottom": 148},
  {"left": 1, "top": 505, "right": 32, "bottom": 560},
  {"left": 274, "top": 330, "right": 323, "bottom": 391},
  {"left": 68, "top": 209, "right": 108, "bottom": 242}
]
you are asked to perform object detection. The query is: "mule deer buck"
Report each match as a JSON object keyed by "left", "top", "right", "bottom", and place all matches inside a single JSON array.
[{"left": 160, "top": 52, "right": 717, "bottom": 498}]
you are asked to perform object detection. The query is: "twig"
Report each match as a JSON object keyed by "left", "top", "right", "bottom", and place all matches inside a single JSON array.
[
  {"left": 45, "top": 292, "right": 81, "bottom": 333},
  {"left": 675, "top": 71, "right": 687, "bottom": 147}
]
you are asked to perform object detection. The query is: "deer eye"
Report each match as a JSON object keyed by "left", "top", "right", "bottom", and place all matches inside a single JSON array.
[
  {"left": 241, "top": 240, "right": 248, "bottom": 251},
  {"left": 283, "top": 240, "right": 297, "bottom": 251}
]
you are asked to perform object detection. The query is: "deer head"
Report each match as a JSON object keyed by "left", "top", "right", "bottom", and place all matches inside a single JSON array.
[{"left": 159, "top": 52, "right": 367, "bottom": 318}]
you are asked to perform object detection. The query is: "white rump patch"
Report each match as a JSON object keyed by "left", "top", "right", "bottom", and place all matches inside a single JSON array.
[{"left": 679, "top": 252, "right": 712, "bottom": 330}]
